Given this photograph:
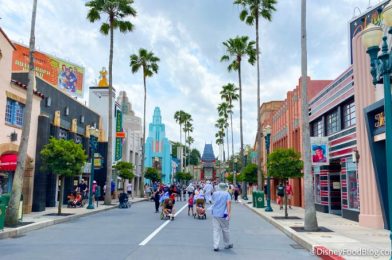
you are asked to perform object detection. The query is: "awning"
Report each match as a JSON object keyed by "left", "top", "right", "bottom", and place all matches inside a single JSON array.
[{"left": 0, "top": 154, "right": 17, "bottom": 171}]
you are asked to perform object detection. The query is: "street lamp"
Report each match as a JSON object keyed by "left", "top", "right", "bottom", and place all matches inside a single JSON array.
[
  {"left": 263, "top": 125, "right": 273, "bottom": 212},
  {"left": 242, "top": 147, "right": 250, "bottom": 200},
  {"left": 362, "top": 3, "right": 392, "bottom": 252},
  {"left": 87, "top": 126, "right": 99, "bottom": 209}
]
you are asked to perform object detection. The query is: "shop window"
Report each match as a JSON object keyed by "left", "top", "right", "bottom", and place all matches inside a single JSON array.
[
  {"left": 346, "top": 158, "right": 359, "bottom": 210},
  {"left": 311, "top": 119, "right": 324, "bottom": 137},
  {"left": 5, "top": 98, "right": 25, "bottom": 128},
  {"left": 326, "top": 109, "right": 338, "bottom": 135},
  {"left": 343, "top": 101, "right": 356, "bottom": 128},
  {"left": 314, "top": 167, "right": 321, "bottom": 204}
]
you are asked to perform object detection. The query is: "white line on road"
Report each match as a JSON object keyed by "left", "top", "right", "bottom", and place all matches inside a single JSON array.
[{"left": 139, "top": 203, "right": 188, "bottom": 246}]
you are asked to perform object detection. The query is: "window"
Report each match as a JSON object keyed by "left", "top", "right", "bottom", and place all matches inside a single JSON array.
[
  {"left": 326, "top": 110, "right": 338, "bottom": 135},
  {"left": 5, "top": 98, "right": 25, "bottom": 127},
  {"left": 311, "top": 119, "right": 324, "bottom": 137},
  {"left": 346, "top": 158, "right": 359, "bottom": 210},
  {"left": 343, "top": 101, "right": 356, "bottom": 128}
]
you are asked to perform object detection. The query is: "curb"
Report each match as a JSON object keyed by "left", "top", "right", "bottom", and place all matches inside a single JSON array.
[
  {"left": 241, "top": 201, "right": 345, "bottom": 260},
  {"left": 0, "top": 198, "right": 147, "bottom": 240}
]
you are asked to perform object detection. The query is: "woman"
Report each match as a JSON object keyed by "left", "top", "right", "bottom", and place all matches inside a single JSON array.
[{"left": 277, "top": 182, "right": 285, "bottom": 210}]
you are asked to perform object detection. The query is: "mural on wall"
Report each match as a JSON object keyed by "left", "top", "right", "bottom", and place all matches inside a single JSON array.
[{"left": 12, "top": 43, "right": 85, "bottom": 98}]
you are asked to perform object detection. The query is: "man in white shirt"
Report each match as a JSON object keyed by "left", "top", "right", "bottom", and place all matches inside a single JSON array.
[{"left": 127, "top": 182, "right": 133, "bottom": 199}]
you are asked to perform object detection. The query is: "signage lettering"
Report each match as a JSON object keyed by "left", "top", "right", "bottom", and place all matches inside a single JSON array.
[{"left": 375, "top": 112, "right": 385, "bottom": 128}]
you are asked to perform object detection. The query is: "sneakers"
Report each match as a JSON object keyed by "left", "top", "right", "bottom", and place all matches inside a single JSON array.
[
  {"left": 213, "top": 248, "right": 219, "bottom": 252},
  {"left": 224, "top": 244, "right": 233, "bottom": 249}
]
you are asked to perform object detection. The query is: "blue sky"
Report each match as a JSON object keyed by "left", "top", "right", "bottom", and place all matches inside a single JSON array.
[{"left": 0, "top": 0, "right": 374, "bottom": 156}]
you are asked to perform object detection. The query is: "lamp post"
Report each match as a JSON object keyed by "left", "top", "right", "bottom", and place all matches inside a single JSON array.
[
  {"left": 242, "top": 147, "right": 250, "bottom": 200},
  {"left": 87, "top": 127, "right": 99, "bottom": 209},
  {"left": 362, "top": 4, "right": 392, "bottom": 253},
  {"left": 264, "top": 125, "right": 273, "bottom": 212}
]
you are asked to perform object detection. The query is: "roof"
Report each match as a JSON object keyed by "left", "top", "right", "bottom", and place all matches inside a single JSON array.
[
  {"left": 201, "top": 144, "right": 215, "bottom": 162},
  {"left": 11, "top": 79, "right": 45, "bottom": 99},
  {"left": 0, "top": 27, "right": 16, "bottom": 50}
]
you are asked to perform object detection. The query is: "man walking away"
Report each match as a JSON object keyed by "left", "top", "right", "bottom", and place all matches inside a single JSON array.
[
  {"left": 154, "top": 189, "right": 161, "bottom": 213},
  {"left": 211, "top": 183, "right": 233, "bottom": 252},
  {"left": 127, "top": 181, "right": 133, "bottom": 199}
]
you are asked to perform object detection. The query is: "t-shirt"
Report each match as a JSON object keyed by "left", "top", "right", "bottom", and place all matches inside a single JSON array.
[
  {"left": 211, "top": 191, "right": 231, "bottom": 218},
  {"left": 78, "top": 183, "right": 87, "bottom": 192},
  {"left": 285, "top": 185, "right": 293, "bottom": 195},
  {"left": 277, "top": 186, "right": 284, "bottom": 196},
  {"left": 127, "top": 183, "right": 132, "bottom": 192}
]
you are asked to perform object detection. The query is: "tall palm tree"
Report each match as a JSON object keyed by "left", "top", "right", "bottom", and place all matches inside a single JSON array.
[
  {"left": 130, "top": 48, "right": 160, "bottom": 197},
  {"left": 215, "top": 118, "right": 227, "bottom": 161},
  {"left": 174, "top": 110, "right": 187, "bottom": 171},
  {"left": 301, "top": 0, "right": 318, "bottom": 231},
  {"left": 6, "top": 0, "right": 38, "bottom": 226},
  {"left": 220, "top": 83, "right": 239, "bottom": 184},
  {"left": 183, "top": 114, "right": 193, "bottom": 170},
  {"left": 221, "top": 36, "right": 256, "bottom": 178},
  {"left": 86, "top": 0, "right": 136, "bottom": 204},
  {"left": 186, "top": 135, "right": 194, "bottom": 167},
  {"left": 217, "top": 102, "right": 230, "bottom": 163},
  {"left": 234, "top": 0, "right": 277, "bottom": 191}
]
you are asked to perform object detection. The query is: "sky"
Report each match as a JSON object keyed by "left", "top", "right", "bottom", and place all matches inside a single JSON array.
[{"left": 0, "top": 0, "right": 377, "bottom": 157}]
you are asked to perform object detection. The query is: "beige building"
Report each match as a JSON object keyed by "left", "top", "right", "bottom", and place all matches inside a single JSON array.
[{"left": 0, "top": 28, "right": 43, "bottom": 213}]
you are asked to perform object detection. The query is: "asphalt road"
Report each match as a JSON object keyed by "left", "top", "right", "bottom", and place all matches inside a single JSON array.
[{"left": 0, "top": 199, "right": 317, "bottom": 260}]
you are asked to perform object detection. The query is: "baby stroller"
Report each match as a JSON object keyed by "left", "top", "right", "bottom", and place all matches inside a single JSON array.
[
  {"left": 68, "top": 192, "right": 83, "bottom": 208},
  {"left": 194, "top": 197, "right": 207, "bottom": 219},
  {"left": 119, "top": 192, "right": 131, "bottom": 208},
  {"left": 160, "top": 198, "right": 175, "bottom": 220}
]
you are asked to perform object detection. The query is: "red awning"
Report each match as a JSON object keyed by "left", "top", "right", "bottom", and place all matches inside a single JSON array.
[{"left": 0, "top": 154, "right": 17, "bottom": 171}]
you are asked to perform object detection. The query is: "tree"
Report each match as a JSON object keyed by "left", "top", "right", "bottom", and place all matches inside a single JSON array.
[
  {"left": 267, "top": 148, "right": 303, "bottom": 218},
  {"left": 6, "top": 0, "right": 38, "bottom": 226},
  {"left": 217, "top": 102, "right": 230, "bottom": 163},
  {"left": 240, "top": 163, "right": 258, "bottom": 184},
  {"left": 301, "top": 0, "right": 318, "bottom": 231},
  {"left": 86, "top": 0, "right": 136, "bottom": 205},
  {"left": 40, "top": 138, "right": 87, "bottom": 215},
  {"left": 174, "top": 110, "right": 187, "bottom": 171},
  {"left": 234, "top": 0, "right": 277, "bottom": 192},
  {"left": 220, "top": 83, "right": 239, "bottom": 184},
  {"left": 182, "top": 113, "right": 193, "bottom": 168},
  {"left": 113, "top": 161, "right": 134, "bottom": 192},
  {"left": 189, "top": 149, "right": 201, "bottom": 166},
  {"left": 144, "top": 167, "right": 161, "bottom": 183},
  {"left": 215, "top": 117, "right": 227, "bottom": 161},
  {"left": 130, "top": 48, "right": 160, "bottom": 197}
]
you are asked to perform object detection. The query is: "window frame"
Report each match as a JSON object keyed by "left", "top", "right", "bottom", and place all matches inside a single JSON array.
[
  {"left": 5, "top": 98, "right": 25, "bottom": 128},
  {"left": 326, "top": 109, "right": 338, "bottom": 135},
  {"left": 342, "top": 101, "right": 356, "bottom": 129}
]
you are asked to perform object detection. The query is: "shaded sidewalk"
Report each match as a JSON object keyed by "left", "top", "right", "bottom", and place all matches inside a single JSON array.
[
  {"left": 241, "top": 196, "right": 390, "bottom": 260},
  {"left": 0, "top": 197, "right": 147, "bottom": 240}
]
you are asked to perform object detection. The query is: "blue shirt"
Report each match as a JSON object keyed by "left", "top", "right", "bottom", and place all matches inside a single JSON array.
[{"left": 211, "top": 191, "right": 231, "bottom": 218}]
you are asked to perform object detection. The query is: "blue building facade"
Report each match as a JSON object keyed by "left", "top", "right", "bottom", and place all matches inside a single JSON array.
[{"left": 145, "top": 107, "right": 172, "bottom": 184}]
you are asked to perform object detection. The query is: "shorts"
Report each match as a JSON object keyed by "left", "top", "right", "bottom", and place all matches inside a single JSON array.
[
  {"left": 188, "top": 204, "right": 194, "bottom": 209},
  {"left": 127, "top": 191, "right": 132, "bottom": 195}
]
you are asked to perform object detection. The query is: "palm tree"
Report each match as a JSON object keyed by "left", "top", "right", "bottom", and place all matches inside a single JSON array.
[
  {"left": 6, "top": 0, "right": 38, "bottom": 226},
  {"left": 186, "top": 135, "right": 194, "bottom": 167},
  {"left": 221, "top": 36, "right": 256, "bottom": 178},
  {"left": 220, "top": 83, "right": 239, "bottom": 184},
  {"left": 86, "top": 0, "right": 136, "bottom": 204},
  {"left": 301, "top": 0, "right": 318, "bottom": 231},
  {"left": 217, "top": 102, "right": 230, "bottom": 163},
  {"left": 183, "top": 113, "right": 193, "bottom": 170},
  {"left": 130, "top": 48, "right": 160, "bottom": 197},
  {"left": 234, "top": 0, "right": 277, "bottom": 191},
  {"left": 174, "top": 110, "right": 187, "bottom": 171},
  {"left": 215, "top": 118, "right": 227, "bottom": 161}
]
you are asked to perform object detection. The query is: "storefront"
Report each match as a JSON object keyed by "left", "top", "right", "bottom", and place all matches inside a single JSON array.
[{"left": 0, "top": 153, "right": 17, "bottom": 194}]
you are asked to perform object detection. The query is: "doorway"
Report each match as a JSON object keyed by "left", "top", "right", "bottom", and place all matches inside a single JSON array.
[{"left": 329, "top": 173, "right": 342, "bottom": 215}]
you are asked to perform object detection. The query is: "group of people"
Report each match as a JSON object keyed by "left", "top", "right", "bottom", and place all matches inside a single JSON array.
[{"left": 265, "top": 181, "right": 294, "bottom": 210}]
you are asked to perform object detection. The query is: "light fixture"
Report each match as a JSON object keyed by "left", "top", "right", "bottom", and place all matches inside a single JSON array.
[
  {"left": 263, "top": 125, "right": 272, "bottom": 136},
  {"left": 65, "top": 106, "right": 69, "bottom": 116},
  {"left": 89, "top": 126, "right": 99, "bottom": 138},
  {"left": 383, "top": 2, "right": 392, "bottom": 27},
  {"left": 361, "top": 23, "right": 383, "bottom": 49},
  {"left": 46, "top": 97, "right": 51, "bottom": 107}
]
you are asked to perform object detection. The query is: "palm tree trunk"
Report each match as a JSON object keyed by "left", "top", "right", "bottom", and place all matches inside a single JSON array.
[
  {"left": 140, "top": 75, "right": 147, "bottom": 196},
  {"left": 230, "top": 112, "right": 236, "bottom": 185},
  {"left": 58, "top": 175, "right": 65, "bottom": 215},
  {"left": 255, "top": 7, "right": 263, "bottom": 191},
  {"left": 301, "top": 0, "right": 318, "bottom": 231},
  {"left": 180, "top": 124, "right": 182, "bottom": 172},
  {"left": 238, "top": 62, "right": 244, "bottom": 170},
  {"left": 226, "top": 127, "right": 230, "bottom": 163},
  {"left": 105, "top": 17, "right": 114, "bottom": 205},
  {"left": 5, "top": 0, "right": 37, "bottom": 226}
]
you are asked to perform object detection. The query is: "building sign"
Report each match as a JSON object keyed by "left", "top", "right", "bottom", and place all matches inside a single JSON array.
[
  {"left": 311, "top": 137, "right": 329, "bottom": 166},
  {"left": 94, "top": 153, "right": 103, "bottom": 169},
  {"left": 349, "top": 0, "right": 389, "bottom": 64},
  {"left": 115, "top": 109, "right": 123, "bottom": 161},
  {"left": 12, "top": 43, "right": 85, "bottom": 98},
  {"left": 375, "top": 112, "right": 385, "bottom": 128}
]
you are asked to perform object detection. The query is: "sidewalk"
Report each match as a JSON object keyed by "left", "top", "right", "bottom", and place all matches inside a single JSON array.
[
  {"left": 0, "top": 197, "right": 147, "bottom": 240},
  {"left": 241, "top": 196, "right": 390, "bottom": 260}
]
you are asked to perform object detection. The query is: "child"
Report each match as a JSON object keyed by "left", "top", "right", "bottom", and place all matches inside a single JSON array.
[{"left": 188, "top": 193, "right": 194, "bottom": 216}]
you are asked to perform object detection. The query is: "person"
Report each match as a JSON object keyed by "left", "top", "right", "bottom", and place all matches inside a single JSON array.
[
  {"left": 188, "top": 193, "right": 194, "bottom": 216},
  {"left": 233, "top": 185, "right": 240, "bottom": 202},
  {"left": 285, "top": 181, "right": 293, "bottom": 209},
  {"left": 127, "top": 182, "right": 133, "bottom": 199},
  {"left": 145, "top": 185, "right": 152, "bottom": 200},
  {"left": 312, "top": 145, "right": 327, "bottom": 163},
  {"left": 153, "top": 189, "right": 161, "bottom": 213},
  {"left": 67, "top": 192, "right": 76, "bottom": 207},
  {"left": 77, "top": 179, "right": 88, "bottom": 199},
  {"left": 228, "top": 184, "right": 233, "bottom": 200},
  {"left": 163, "top": 198, "right": 175, "bottom": 220},
  {"left": 203, "top": 180, "right": 214, "bottom": 204},
  {"left": 92, "top": 180, "right": 97, "bottom": 202},
  {"left": 186, "top": 183, "right": 195, "bottom": 198},
  {"left": 111, "top": 180, "right": 116, "bottom": 199},
  {"left": 211, "top": 183, "right": 232, "bottom": 252},
  {"left": 277, "top": 182, "right": 285, "bottom": 210}
]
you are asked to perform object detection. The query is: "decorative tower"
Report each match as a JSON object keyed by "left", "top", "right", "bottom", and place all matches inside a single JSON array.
[
  {"left": 145, "top": 107, "right": 172, "bottom": 184},
  {"left": 201, "top": 144, "right": 216, "bottom": 180}
]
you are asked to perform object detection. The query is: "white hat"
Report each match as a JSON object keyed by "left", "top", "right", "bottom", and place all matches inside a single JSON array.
[{"left": 217, "top": 183, "right": 228, "bottom": 191}]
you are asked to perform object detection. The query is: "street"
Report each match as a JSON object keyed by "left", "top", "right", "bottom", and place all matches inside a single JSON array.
[{"left": 0, "top": 200, "right": 316, "bottom": 260}]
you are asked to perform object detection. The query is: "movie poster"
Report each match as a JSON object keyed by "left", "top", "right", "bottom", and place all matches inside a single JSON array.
[
  {"left": 310, "top": 137, "right": 329, "bottom": 166},
  {"left": 12, "top": 43, "right": 84, "bottom": 98}
]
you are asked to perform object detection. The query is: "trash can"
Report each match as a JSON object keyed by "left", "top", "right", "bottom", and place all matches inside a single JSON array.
[
  {"left": 0, "top": 193, "right": 11, "bottom": 207},
  {"left": 0, "top": 204, "right": 5, "bottom": 230},
  {"left": 254, "top": 191, "right": 265, "bottom": 208},
  {"left": 252, "top": 191, "right": 256, "bottom": 207}
]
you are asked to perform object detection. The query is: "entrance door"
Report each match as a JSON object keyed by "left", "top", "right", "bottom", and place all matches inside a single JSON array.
[{"left": 329, "top": 174, "right": 341, "bottom": 215}]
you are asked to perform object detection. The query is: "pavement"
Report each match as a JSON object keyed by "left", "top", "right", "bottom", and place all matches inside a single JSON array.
[
  {"left": 0, "top": 197, "right": 147, "bottom": 240},
  {"left": 241, "top": 195, "right": 391, "bottom": 260},
  {"left": 0, "top": 198, "right": 317, "bottom": 260}
]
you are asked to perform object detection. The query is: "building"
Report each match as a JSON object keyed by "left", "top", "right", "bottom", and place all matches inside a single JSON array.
[
  {"left": 201, "top": 144, "right": 216, "bottom": 180},
  {"left": 0, "top": 28, "right": 43, "bottom": 213},
  {"left": 145, "top": 107, "right": 172, "bottom": 184},
  {"left": 309, "top": 67, "right": 357, "bottom": 221},
  {"left": 117, "top": 91, "right": 143, "bottom": 195},
  {"left": 270, "top": 77, "right": 331, "bottom": 206}
]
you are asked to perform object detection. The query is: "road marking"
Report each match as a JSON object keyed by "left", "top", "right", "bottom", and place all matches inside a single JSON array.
[{"left": 139, "top": 203, "right": 188, "bottom": 246}]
